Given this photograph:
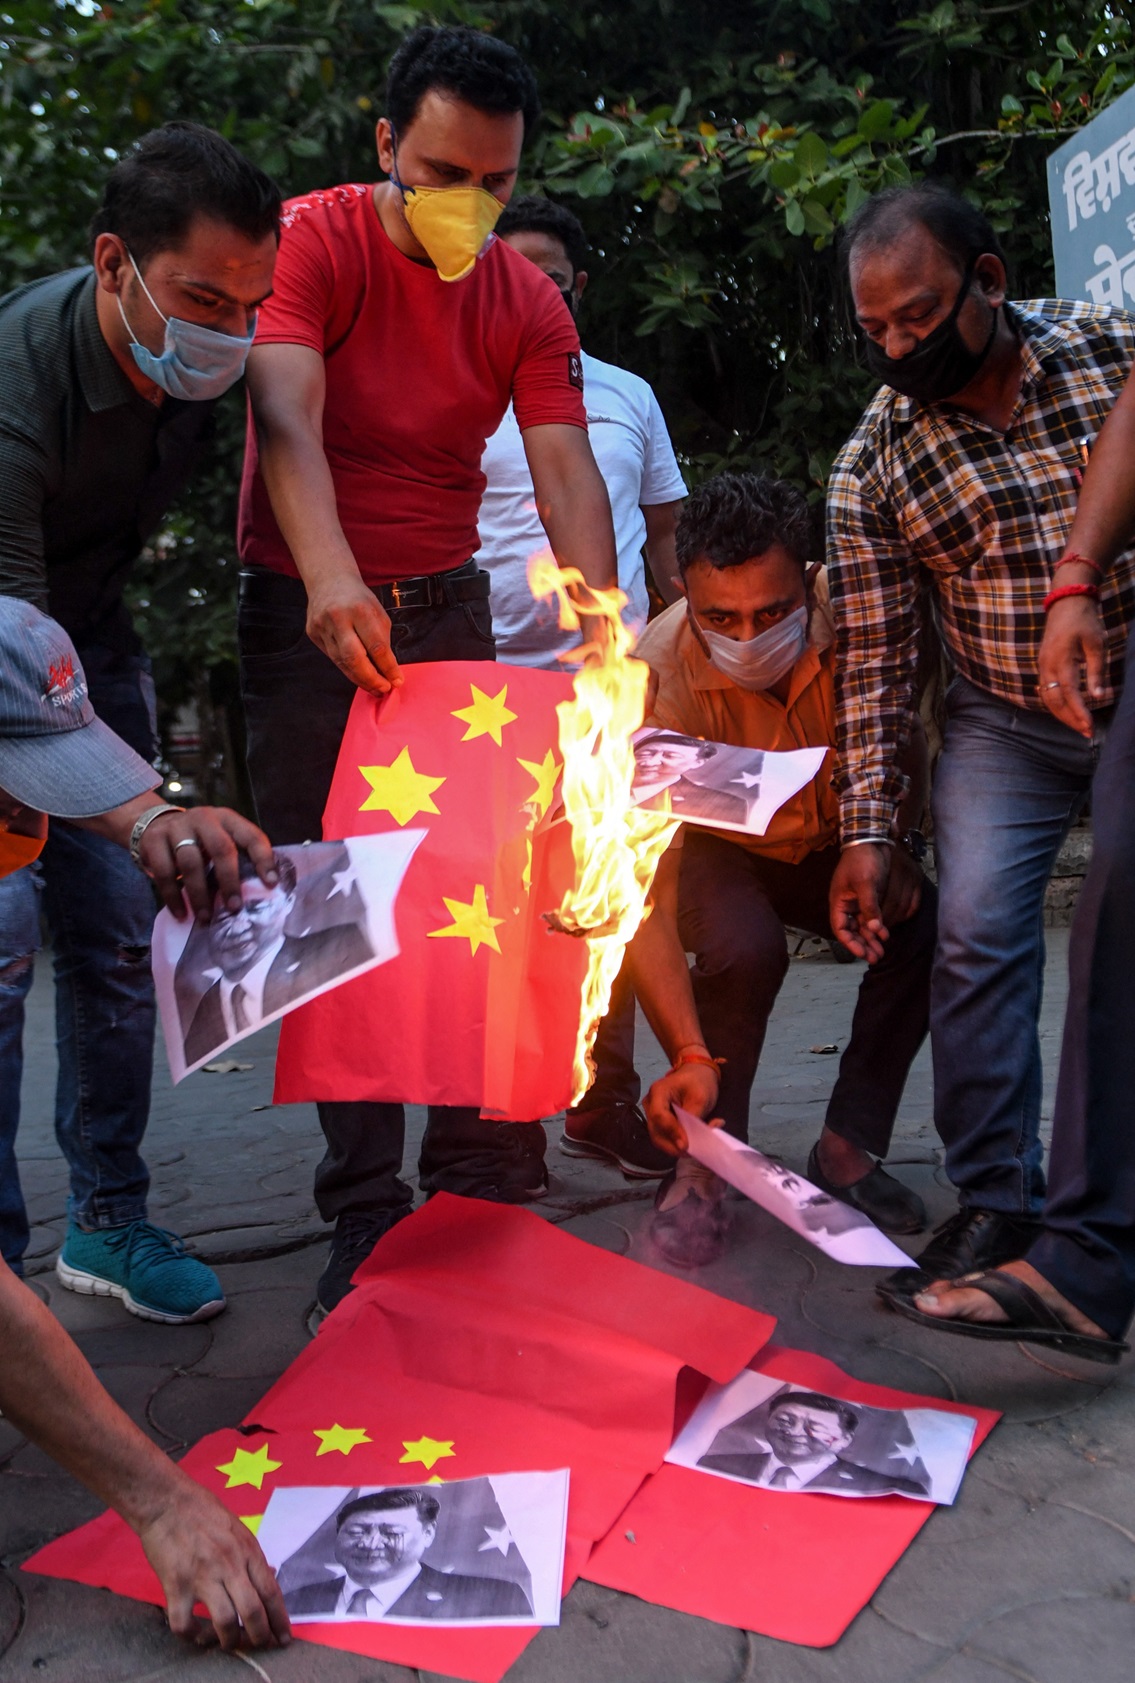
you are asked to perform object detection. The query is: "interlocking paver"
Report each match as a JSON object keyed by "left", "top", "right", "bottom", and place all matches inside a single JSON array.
[{"left": 3, "top": 930, "right": 1132, "bottom": 1683}]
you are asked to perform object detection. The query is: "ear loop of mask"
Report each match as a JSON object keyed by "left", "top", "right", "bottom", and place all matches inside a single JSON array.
[{"left": 116, "top": 246, "right": 167, "bottom": 346}]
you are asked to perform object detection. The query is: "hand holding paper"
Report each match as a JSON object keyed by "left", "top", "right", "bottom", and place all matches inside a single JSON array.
[
  {"left": 674, "top": 1108, "right": 910, "bottom": 1267},
  {"left": 152, "top": 835, "right": 423, "bottom": 1081}
]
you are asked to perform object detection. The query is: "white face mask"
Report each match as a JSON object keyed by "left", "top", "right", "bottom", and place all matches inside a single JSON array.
[
  {"left": 697, "top": 604, "right": 809, "bottom": 691},
  {"left": 117, "top": 247, "right": 256, "bottom": 400}
]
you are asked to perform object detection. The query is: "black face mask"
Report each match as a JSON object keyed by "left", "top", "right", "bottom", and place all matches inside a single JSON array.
[
  {"left": 862, "top": 259, "right": 999, "bottom": 404},
  {"left": 560, "top": 286, "right": 577, "bottom": 317}
]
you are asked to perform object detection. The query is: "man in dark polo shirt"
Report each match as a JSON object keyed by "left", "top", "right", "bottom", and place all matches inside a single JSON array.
[
  {"left": 0, "top": 123, "right": 279, "bottom": 1323},
  {"left": 238, "top": 27, "right": 619, "bottom": 1313}
]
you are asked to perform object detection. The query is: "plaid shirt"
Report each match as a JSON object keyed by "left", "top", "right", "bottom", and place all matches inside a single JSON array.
[{"left": 826, "top": 299, "right": 1135, "bottom": 844}]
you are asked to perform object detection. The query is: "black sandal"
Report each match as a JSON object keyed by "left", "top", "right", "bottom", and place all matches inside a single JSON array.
[{"left": 888, "top": 1268, "right": 1129, "bottom": 1366}]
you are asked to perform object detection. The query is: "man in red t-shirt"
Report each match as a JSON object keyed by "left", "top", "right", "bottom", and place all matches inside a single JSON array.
[{"left": 236, "top": 26, "right": 618, "bottom": 1313}]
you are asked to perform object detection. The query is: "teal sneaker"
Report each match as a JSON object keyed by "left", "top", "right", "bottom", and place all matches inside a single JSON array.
[{"left": 57, "top": 1220, "right": 225, "bottom": 1324}]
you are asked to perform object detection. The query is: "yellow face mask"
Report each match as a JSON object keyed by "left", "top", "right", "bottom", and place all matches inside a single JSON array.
[
  {"left": 0, "top": 809, "right": 47, "bottom": 879},
  {"left": 400, "top": 183, "right": 504, "bottom": 283}
]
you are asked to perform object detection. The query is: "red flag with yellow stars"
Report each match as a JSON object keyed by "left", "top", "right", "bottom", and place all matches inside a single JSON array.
[
  {"left": 582, "top": 1345, "right": 1000, "bottom": 1647},
  {"left": 272, "top": 661, "right": 588, "bottom": 1119},
  {"left": 24, "top": 1198, "right": 774, "bottom": 1682}
]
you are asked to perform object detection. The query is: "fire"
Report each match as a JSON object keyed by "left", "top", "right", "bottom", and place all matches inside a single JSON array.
[{"left": 528, "top": 552, "right": 679, "bottom": 1104}]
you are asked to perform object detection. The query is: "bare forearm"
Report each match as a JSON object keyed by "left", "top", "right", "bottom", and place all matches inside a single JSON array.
[
  {"left": 1066, "top": 388, "right": 1135, "bottom": 568},
  {"left": 625, "top": 904, "right": 703, "bottom": 1060},
  {"left": 643, "top": 503, "right": 682, "bottom": 605},
  {"left": 77, "top": 790, "right": 164, "bottom": 849},
  {"left": 537, "top": 474, "right": 617, "bottom": 592},
  {"left": 0, "top": 1271, "right": 187, "bottom": 1531},
  {"left": 257, "top": 422, "right": 360, "bottom": 591}
]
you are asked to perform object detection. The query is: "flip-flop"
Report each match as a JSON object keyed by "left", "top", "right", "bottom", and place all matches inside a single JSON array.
[{"left": 887, "top": 1268, "right": 1130, "bottom": 1366}]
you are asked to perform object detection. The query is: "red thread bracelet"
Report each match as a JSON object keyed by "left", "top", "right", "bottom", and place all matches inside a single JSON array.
[
  {"left": 669, "top": 1051, "right": 725, "bottom": 1074},
  {"left": 1054, "top": 552, "right": 1104, "bottom": 579},
  {"left": 1043, "top": 582, "right": 1100, "bottom": 613}
]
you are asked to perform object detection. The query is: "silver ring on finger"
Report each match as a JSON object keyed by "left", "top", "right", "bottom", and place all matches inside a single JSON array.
[
  {"left": 1045, "top": 681, "right": 1062, "bottom": 690},
  {"left": 174, "top": 837, "right": 202, "bottom": 853}
]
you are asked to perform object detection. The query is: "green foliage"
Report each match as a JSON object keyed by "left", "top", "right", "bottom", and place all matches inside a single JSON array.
[{"left": 1, "top": 0, "right": 1133, "bottom": 788}]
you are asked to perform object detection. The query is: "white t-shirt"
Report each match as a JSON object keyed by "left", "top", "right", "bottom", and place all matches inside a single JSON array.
[{"left": 474, "top": 350, "right": 687, "bottom": 667}]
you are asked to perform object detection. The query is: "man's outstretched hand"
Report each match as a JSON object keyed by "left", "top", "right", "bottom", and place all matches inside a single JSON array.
[
  {"left": 1037, "top": 594, "right": 1107, "bottom": 738},
  {"left": 829, "top": 842, "right": 893, "bottom": 963},
  {"left": 138, "top": 1477, "right": 291, "bottom": 1651},
  {"left": 305, "top": 573, "right": 403, "bottom": 696},
  {"left": 642, "top": 1061, "right": 722, "bottom": 1155}
]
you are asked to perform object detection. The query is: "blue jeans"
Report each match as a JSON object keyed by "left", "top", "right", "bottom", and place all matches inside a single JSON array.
[
  {"left": 0, "top": 647, "right": 158, "bottom": 1271},
  {"left": 930, "top": 677, "right": 1109, "bottom": 1218},
  {"left": 1028, "top": 630, "right": 1135, "bottom": 1339}
]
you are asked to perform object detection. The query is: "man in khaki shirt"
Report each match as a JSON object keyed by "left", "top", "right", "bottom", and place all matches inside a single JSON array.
[{"left": 616, "top": 473, "right": 937, "bottom": 1267}]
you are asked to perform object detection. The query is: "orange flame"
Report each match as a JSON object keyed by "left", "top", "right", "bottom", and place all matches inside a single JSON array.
[{"left": 528, "top": 551, "right": 679, "bottom": 1104}]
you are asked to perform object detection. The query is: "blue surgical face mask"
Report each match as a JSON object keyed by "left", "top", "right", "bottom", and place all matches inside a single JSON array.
[
  {"left": 117, "top": 248, "right": 256, "bottom": 400},
  {"left": 697, "top": 603, "right": 809, "bottom": 691}
]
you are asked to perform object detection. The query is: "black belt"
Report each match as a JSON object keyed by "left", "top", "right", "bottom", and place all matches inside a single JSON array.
[
  {"left": 238, "top": 561, "right": 490, "bottom": 612},
  {"left": 373, "top": 560, "right": 490, "bottom": 612}
]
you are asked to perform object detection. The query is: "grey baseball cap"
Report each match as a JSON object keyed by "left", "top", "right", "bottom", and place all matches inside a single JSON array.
[{"left": 0, "top": 598, "right": 161, "bottom": 818}]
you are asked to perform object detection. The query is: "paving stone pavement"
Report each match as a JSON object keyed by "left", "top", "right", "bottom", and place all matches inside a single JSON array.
[{"left": 3, "top": 929, "right": 1134, "bottom": 1683}]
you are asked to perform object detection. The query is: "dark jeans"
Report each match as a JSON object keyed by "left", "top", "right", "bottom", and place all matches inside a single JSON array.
[
  {"left": 930, "top": 676, "right": 1108, "bottom": 1216},
  {"left": 676, "top": 830, "right": 937, "bottom": 1151},
  {"left": 238, "top": 563, "right": 514, "bottom": 1221},
  {"left": 1027, "top": 631, "right": 1135, "bottom": 1340},
  {"left": 571, "top": 958, "right": 641, "bottom": 1116},
  {"left": 0, "top": 646, "right": 158, "bottom": 1269}
]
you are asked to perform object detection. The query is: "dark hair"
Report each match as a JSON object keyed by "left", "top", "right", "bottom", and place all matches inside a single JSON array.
[
  {"left": 675, "top": 473, "right": 814, "bottom": 577},
  {"left": 337, "top": 1489, "right": 440, "bottom": 1530},
  {"left": 496, "top": 195, "right": 588, "bottom": 275},
  {"left": 387, "top": 26, "right": 540, "bottom": 144},
  {"left": 637, "top": 730, "right": 716, "bottom": 761},
  {"left": 842, "top": 183, "right": 1007, "bottom": 281},
  {"left": 769, "top": 1390, "right": 859, "bottom": 1435},
  {"left": 90, "top": 122, "right": 280, "bottom": 266},
  {"left": 235, "top": 850, "right": 297, "bottom": 895}
]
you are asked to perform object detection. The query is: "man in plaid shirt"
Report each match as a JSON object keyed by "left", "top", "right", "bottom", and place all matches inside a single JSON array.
[{"left": 825, "top": 184, "right": 1135, "bottom": 1307}]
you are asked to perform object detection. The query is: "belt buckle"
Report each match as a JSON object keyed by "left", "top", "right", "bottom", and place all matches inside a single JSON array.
[{"left": 389, "top": 580, "right": 405, "bottom": 610}]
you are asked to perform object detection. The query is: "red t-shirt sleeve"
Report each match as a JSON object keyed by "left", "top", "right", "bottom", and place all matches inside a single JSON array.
[
  {"left": 510, "top": 281, "right": 588, "bottom": 433},
  {"left": 253, "top": 192, "right": 359, "bottom": 354}
]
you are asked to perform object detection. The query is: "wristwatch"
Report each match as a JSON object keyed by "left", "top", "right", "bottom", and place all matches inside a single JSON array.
[{"left": 899, "top": 828, "right": 927, "bottom": 862}]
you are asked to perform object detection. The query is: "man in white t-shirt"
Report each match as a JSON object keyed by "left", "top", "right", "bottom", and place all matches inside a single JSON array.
[
  {"left": 475, "top": 195, "right": 687, "bottom": 1179},
  {"left": 475, "top": 195, "right": 687, "bottom": 666}
]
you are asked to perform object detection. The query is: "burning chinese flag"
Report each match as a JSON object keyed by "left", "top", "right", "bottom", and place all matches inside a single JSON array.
[{"left": 273, "top": 661, "right": 591, "bottom": 1120}]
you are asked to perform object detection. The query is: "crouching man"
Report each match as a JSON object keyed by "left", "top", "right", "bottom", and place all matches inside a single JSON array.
[{"left": 622, "top": 473, "right": 936, "bottom": 1267}]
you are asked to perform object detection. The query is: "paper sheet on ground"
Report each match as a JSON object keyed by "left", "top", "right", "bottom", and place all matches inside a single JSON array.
[
  {"left": 630, "top": 729, "right": 828, "bottom": 837},
  {"left": 152, "top": 833, "right": 422, "bottom": 1082},
  {"left": 676, "top": 1109, "right": 910, "bottom": 1267},
  {"left": 259, "top": 1471, "right": 568, "bottom": 1627},
  {"left": 583, "top": 1347, "right": 999, "bottom": 1648},
  {"left": 666, "top": 1367, "right": 975, "bottom": 1504}
]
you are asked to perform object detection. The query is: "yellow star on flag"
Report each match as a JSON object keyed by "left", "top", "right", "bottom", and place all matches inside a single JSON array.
[
  {"left": 359, "top": 747, "right": 445, "bottom": 825},
  {"left": 452, "top": 683, "right": 518, "bottom": 746},
  {"left": 314, "top": 1424, "right": 372, "bottom": 1458},
  {"left": 399, "top": 1435, "right": 456, "bottom": 1472},
  {"left": 518, "top": 748, "right": 562, "bottom": 817},
  {"left": 215, "top": 1443, "right": 282, "bottom": 1490},
  {"left": 240, "top": 1515, "right": 263, "bottom": 1535},
  {"left": 427, "top": 884, "right": 504, "bottom": 956}
]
